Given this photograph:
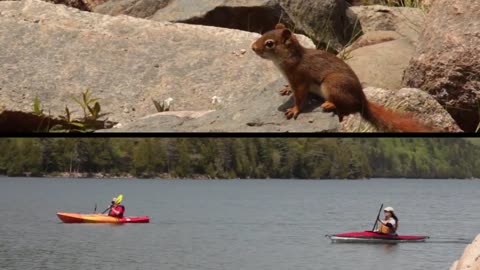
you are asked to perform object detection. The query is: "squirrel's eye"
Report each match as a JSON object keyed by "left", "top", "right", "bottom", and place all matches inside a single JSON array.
[{"left": 265, "top": 40, "right": 275, "bottom": 49}]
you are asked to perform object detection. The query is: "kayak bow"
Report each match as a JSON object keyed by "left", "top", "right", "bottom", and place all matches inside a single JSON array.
[
  {"left": 327, "top": 231, "right": 428, "bottom": 243},
  {"left": 56, "top": 212, "right": 149, "bottom": 224}
]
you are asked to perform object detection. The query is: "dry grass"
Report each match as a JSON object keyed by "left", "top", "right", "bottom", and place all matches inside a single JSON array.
[{"left": 357, "top": 0, "right": 424, "bottom": 8}]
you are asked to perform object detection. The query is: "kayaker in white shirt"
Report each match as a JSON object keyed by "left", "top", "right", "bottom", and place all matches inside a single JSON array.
[{"left": 376, "top": 206, "right": 398, "bottom": 235}]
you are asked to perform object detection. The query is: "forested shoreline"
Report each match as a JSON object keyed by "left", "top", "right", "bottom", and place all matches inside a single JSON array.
[{"left": 0, "top": 138, "right": 479, "bottom": 179}]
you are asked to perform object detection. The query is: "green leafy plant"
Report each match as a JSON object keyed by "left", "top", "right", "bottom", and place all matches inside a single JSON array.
[
  {"left": 54, "top": 105, "right": 84, "bottom": 133},
  {"left": 71, "top": 89, "right": 107, "bottom": 121},
  {"left": 59, "top": 89, "right": 109, "bottom": 132},
  {"left": 31, "top": 96, "right": 54, "bottom": 132},
  {"left": 30, "top": 89, "right": 111, "bottom": 133},
  {"left": 33, "top": 96, "right": 44, "bottom": 116}
]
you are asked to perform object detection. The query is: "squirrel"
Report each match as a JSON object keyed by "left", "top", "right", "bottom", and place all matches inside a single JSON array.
[{"left": 251, "top": 23, "right": 432, "bottom": 132}]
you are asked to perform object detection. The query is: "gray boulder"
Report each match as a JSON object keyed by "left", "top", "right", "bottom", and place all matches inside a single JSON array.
[
  {"left": 345, "top": 37, "right": 415, "bottom": 90},
  {"left": 94, "top": 0, "right": 169, "bottom": 17},
  {"left": 39, "top": 0, "right": 107, "bottom": 10},
  {"left": 113, "top": 86, "right": 460, "bottom": 133},
  {"left": 0, "top": 0, "right": 282, "bottom": 125},
  {"left": 422, "top": 0, "right": 435, "bottom": 10},
  {"left": 277, "top": 0, "right": 360, "bottom": 51},
  {"left": 450, "top": 234, "right": 480, "bottom": 270},
  {"left": 348, "top": 5, "right": 425, "bottom": 45},
  {"left": 402, "top": 0, "right": 480, "bottom": 132},
  {"left": 342, "top": 30, "right": 402, "bottom": 52},
  {"left": 105, "top": 79, "right": 339, "bottom": 132},
  {"left": 95, "top": 0, "right": 291, "bottom": 34},
  {"left": 342, "top": 5, "right": 424, "bottom": 90},
  {"left": 43, "top": 0, "right": 90, "bottom": 10},
  {"left": 1, "top": 0, "right": 338, "bottom": 132},
  {"left": 96, "top": 0, "right": 360, "bottom": 52}
]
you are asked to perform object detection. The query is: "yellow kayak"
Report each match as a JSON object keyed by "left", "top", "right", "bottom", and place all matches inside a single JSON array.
[{"left": 56, "top": 212, "right": 149, "bottom": 223}]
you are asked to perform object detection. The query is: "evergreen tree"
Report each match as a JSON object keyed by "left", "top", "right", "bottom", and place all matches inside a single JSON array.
[{"left": 1, "top": 138, "right": 480, "bottom": 179}]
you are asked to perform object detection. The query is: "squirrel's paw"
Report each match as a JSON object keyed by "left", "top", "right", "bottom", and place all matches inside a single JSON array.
[
  {"left": 285, "top": 107, "right": 300, "bottom": 120},
  {"left": 320, "top": 101, "right": 337, "bottom": 112},
  {"left": 279, "top": 85, "right": 292, "bottom": 96}
]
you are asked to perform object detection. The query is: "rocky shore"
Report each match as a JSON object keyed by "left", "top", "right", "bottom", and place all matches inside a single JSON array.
[
  {"left": 4, "top": 172, "right": 217, "bottom": 180},
  {"left": 0, "top": 0, "right": 477, "bottom": 132},
  {"left": 450, "top": 234, "right": 480, "bottom": 270}
]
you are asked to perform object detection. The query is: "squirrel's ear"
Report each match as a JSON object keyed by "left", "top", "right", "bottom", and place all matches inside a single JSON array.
[
  {"left": 281, "top": 29, "right": 292, "bottom": 43},
  {"left": 275, "top": 23, "right": 286, "bottom": 30}
]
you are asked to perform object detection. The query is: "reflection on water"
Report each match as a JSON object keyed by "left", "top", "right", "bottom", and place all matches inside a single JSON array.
[
  {"left": 382, "top": 244, "right": 399, "bottom": 253},
  {"left": 1, "top": 178, "right": 479, "bottom": 270}
]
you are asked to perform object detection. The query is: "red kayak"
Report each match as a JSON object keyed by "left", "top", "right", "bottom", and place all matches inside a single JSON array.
[
  {"left": 327, "top": 231, "right": 428, "bottom": 243},
  {"left": 57, "top": 212, "right": 150, "bottom": 224}
]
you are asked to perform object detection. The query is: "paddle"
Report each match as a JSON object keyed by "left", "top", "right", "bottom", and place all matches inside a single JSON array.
[
  {"left": 101, "top": 194, "right": 123, "bottom": 214},
  {"left": 371, "top": 203, "right": 384, "bottom": 231}
]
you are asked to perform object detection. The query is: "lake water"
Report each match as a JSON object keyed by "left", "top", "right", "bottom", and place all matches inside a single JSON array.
[{"left": 1, "top": 178, "right": 478, "bottom": 270}]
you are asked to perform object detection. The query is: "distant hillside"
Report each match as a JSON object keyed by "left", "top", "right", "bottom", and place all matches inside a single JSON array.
[
  {"left": 465, "top": 138, "right": 480, "bottom": 147},
  {"left": 0, "top": 138, "right": 479, "bottom": 179}
]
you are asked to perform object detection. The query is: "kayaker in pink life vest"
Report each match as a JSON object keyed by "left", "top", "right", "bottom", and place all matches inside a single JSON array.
[
  {"left": 375, "top": 206, "right": 399, "bottom": 235},
  {"left": 107, "top": 197, "right": 125, "bottom": 218}
]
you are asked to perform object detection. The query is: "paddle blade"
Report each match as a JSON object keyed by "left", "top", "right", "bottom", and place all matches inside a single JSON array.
[{"left": 114, "top": 194, "right": 123, "bottom": 204}]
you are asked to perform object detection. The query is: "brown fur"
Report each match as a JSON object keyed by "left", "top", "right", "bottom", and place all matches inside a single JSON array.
[{"left": 251, "top": 24, "right": 432, "bottom": 132}]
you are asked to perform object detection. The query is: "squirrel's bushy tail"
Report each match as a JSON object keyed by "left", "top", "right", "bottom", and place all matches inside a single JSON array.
[{"left": 361, "top": 102, "right": 432, "bottom": 132}]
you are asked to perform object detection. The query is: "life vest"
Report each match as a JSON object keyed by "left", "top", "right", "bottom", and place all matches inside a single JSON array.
[
  {"left": 108, "top": 205, "right": 125, "bottom": 218},
  {"left": 378, "top": 223, "right": 394, "bottom": 234},
  {"left": 378, "top": 218, "right": 397, "bottom": 234}
]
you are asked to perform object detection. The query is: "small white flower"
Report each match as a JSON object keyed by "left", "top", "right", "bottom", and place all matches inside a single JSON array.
[
  {"left": 211, "top": 96, "right": 222, "bottom": 104},
  {"left": 163, "top": 97, "right": 174, "bottom": 110}
]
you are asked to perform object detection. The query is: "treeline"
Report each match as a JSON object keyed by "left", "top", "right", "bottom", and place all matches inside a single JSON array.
[{"left": 0, "top": 138, "right": 479, "bottom": 179}]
